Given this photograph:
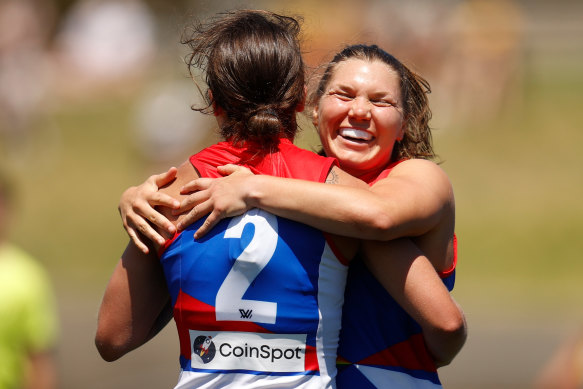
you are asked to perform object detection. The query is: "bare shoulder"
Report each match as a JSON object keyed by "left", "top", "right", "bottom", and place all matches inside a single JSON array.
[
  {"left": 393, "top": 159, "right": 450, "bottom": 178},
  {"left": 157, "top": 160, "right": 199, "bottom": 228},
  {"left": 386, "top": 159, "right": 452, "bottom": 191},
  {"left": 159, "top": 160, "right": 199, "bottom": 199},
  {"left": 371, "top": 159, "right": 455, "bottom": 214}
]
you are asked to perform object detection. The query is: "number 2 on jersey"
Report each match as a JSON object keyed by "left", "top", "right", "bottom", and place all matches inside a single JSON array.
[{"left": 215, "top": 209, "right": 278, "bottom": 324}]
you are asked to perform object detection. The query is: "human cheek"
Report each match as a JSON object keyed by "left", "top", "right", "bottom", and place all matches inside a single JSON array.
[
  {"left": 322, "top": 101, "right": 348, "bottom": 133},
  {"left": 317, "top": 105, "right": 336, "bottom": 137},
  {"left": 375, "top": 110, "right": 402, "bottom": 136}
]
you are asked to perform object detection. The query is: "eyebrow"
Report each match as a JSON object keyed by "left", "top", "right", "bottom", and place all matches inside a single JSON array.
[
  {"left": 328, "top": 83, "right": 400, "bottom": 105},
  {"left": 370, "top": 91, "right": 397, "bottom": 100},
  {"left": 334, "top": 82, "right": 395, "bottom": 94}
]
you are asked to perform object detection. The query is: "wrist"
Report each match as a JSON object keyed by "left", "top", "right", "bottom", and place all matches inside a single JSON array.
[{"left": 245, "top": 175, "right": 265, "bottom": 208}]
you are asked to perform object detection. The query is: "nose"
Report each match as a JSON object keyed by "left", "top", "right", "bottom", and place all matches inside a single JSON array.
[{"left": 348, "top": 97, "right": 371, "bottom": 120}]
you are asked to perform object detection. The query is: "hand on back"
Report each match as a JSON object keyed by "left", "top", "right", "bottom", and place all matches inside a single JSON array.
[{"left": 119, "top": 164, "right": 256, "bottom": 251}]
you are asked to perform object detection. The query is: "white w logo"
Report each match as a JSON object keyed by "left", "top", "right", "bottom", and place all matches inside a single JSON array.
[{"left": 239, "top": 309, "right": 253, "bottom": 319}]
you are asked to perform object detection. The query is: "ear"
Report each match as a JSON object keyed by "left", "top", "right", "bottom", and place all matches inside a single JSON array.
[
  {"left": 312, "top": 104, "right": 319, "bottom": 128},
  {"left": 295, "top": 86, "right": 307, "bottom": 113},
  {"left": 397, "top": 122, "right": 406, "bottom": 141}
]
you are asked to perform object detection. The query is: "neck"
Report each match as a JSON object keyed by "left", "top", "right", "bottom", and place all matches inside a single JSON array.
[{"left": 344, "top": 163, "right": 393, "bottom": 184}]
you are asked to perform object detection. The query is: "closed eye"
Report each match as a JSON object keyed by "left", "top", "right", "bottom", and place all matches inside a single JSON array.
[
  {"left": 371, "top": 99, "right": 395, "bottom": 107},
  {"left": 331, "top": 91, "right": 354, "bottom": 101}
]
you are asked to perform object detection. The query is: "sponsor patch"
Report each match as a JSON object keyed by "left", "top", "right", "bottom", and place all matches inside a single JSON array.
[{"left": 189, "top": 330, "right": 308, "bottom": 373}]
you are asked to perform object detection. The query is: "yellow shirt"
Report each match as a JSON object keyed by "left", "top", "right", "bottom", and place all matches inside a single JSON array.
[{"left": 0, "top": 243, "right": 58, "bottom": 389}]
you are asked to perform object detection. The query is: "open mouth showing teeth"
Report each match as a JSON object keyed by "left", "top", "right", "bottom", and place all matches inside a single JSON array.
[{"left": 339, "top": 128, "right": 373, "bottom": 142}]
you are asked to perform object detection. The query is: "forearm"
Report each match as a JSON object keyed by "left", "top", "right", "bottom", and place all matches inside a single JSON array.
[
  {"left": 245, "top": 174, "right": 406, "bottom": 240},
  {"left": 362, "top": 239, "right": 467, "bottom": 366},
  {"left": 423, "top": 299, "right": 467, "bottom": 367}
]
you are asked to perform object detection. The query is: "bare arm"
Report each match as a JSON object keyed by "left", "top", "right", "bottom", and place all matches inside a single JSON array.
[
  {"left": 96, "top": 161, "right": 199, "bottom": 361},
  {"left": 179, "top": 159, "right": 452, "bottom": 241},
  {"left": 24, "top": 351, "right": 58, "bottom": 389},
  {"left": 95, "top": 242, "right": 172, "bottom": 361},
  {"left": 363, "top": 238, "right": 467, "bottom": 367}
]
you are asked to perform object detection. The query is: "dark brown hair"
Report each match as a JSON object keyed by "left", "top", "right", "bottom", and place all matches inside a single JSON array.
[
  {"left": 182, "top": 10, "right": 305, "bottom": 150},
  {"left": 312, "top": 44, "right": 435, "bottom": 161}
]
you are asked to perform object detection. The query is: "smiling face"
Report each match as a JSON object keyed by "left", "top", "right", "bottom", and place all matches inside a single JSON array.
[{"left": 313, "top": 58, "right": 405, "bottom": 178}]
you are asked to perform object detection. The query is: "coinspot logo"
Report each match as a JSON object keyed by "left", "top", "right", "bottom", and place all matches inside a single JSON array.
[
  {"left": 192, "top": 335, "right": 216, "bottom": 364},
  {"left": 189, "top": 330, "right": 308, "bottom": 373}
]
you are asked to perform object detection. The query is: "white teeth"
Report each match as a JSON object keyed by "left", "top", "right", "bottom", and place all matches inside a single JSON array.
[{"left": 339, "top": 128, "right": 372, "bottom": 141}]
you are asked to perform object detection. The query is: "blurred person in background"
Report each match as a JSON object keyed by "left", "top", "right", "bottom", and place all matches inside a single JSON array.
[
  {"left": 119, "top": 43, "right": 467, "bottom": 388},
  {"left": 131, "top": 81, "right": 217, "bottom": 170},
  {"left": 0, "top": 0, "right": 55, "bottom": 160},
  {"left": 53, "top": 0, "right": 156, "bottom": 95},
  {"left": 0, "top": 171, "right": 59, "bottom": 389},
  {"left": 440, "top": 0, "right": 525, "bottom": 127}
]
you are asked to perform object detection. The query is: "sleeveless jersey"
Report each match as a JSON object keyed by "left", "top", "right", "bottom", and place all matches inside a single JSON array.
[
  {"left": 336, "top": 160, "right": 458, "bottom": 389},
  {"left": 160, "top": 139, "right": 349, "bottom": 388}
]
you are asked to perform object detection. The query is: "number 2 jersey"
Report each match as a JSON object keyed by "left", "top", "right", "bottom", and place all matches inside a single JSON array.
[{"left": 159, "top": 139, "right": 351, "bottom": 388}]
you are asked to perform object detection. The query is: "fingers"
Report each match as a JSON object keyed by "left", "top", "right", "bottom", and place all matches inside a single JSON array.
[
  {"left": 154, "top": 167, "right": 178, "bottom": 188},
  {"left": 149, "top": 192, "right": 180, "bottom": 209},
  {"left": 126, "top": 227, "right": 150, "bottom": 255},
  {"left": 217, "top": 164, "right": 252, "bottom": 176},
  {"left": 132, "top": 198, "right": 176, "bottom": 235},
  {"left": 118, "top": 170, "right": 180, "bottom": 252},
  {"left": 217, "top": 164, "right": 240, "bottom": 175},
  {"left": 147, "top": 211, "right": 177, "bottom": 236},
  {"left": 127, "top": 213, "right": 167, "bottom": 247},
  {"left": 180, "top": 178, "right": 214, "bottom": 194},
  {"left": 173, "top": 191, "right": 208, "bottom": 214},
  {"left": 176, "top": 199, "right": 213, "bottom": 231},
  {"left": 194, "top": 211, "right": 222, "bottom": 239}
]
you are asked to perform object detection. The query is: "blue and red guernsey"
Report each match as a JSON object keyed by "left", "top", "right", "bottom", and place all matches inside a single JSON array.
[
  {"left": 336, "top": 160, "right": 458, "bottom": 389},
  {"left": 159, "top": 139, "right": 349, "bottom": 389}
]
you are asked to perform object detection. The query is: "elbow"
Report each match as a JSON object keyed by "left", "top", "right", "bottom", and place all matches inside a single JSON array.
[
  {"left": 95, "top": 342, "right": 119, "bottom": 362},
  {"left": 439, "top": 309, "right": 467, "bottom": 349},
  {"left": 95, "top": 342, "right": 122, "bottom": 362},
  {"left": 430, "top": 312, "right": 468, "bottom": 367},
  {"left": 95, "top": 327, "right": 132, "bottom": 362},
  {"left": 439, "top": 310, "right": 467, "bottom": 339},
  {"left": 362, "top": 211, "right": 397, "bottom": 240}
]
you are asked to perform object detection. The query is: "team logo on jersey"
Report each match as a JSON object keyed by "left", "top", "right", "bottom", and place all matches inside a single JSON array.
[{"left": 192, "top": 335, "right": 216, "bottom": 363}]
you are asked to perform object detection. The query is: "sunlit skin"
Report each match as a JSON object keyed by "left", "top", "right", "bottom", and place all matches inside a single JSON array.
[{"left": 314, "top": 59, "right": 405, "bottom": 179}]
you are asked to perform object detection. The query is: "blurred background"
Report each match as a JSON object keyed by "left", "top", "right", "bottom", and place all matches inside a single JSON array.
[{"left": 0, "top": 0, "right": 582, "bottom": 387}]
